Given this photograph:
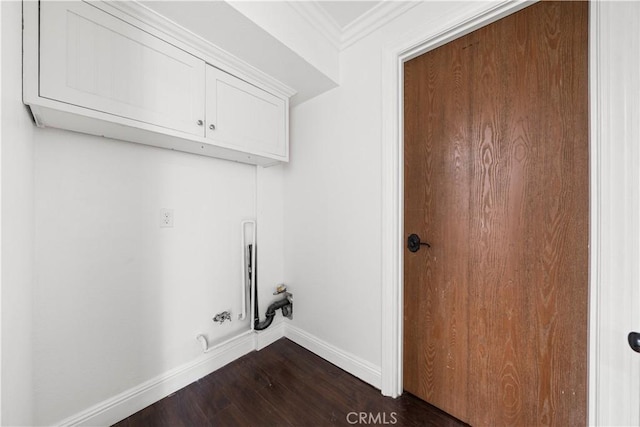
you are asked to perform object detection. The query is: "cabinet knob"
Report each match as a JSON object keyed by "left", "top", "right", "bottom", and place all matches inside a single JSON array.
[
  {"left": 197, "top": 120, "right": 203, "bottom": 126},
  {"left": 209, "top": 124, "right": 216, "bottom": 130}
]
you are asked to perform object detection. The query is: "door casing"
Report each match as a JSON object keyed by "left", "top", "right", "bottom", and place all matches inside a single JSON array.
[{"left": 380, "top": 1, "right": 640, "bottom": 425}]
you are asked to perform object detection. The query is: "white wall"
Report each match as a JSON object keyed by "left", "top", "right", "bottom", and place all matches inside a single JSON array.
[
  {"left": 2, "top": 2, "right": 287, "bottom": 424},
  {"left": 283, "top": 0, "right": 496, "bottom": 376},
  {"left": 284, "top": 72, "right": 382, "bottom": 367},
  {"left": 32, "top": 128, "right": 258, "bottom": 424},
  {"left": 257, "top": 165, "right": 285, "bottom": 319},
  {"left": 1, "top": 1, "right": 35, "bottom": 425}
]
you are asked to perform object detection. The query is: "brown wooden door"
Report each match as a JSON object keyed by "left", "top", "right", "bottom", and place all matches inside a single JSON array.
[{"left": 403, "top": 2, "right": 588, "bottom": 426}]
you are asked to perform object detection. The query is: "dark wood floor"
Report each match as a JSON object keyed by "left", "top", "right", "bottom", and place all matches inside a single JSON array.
[{"left": 113, "top": 338, "right": 467, "bottom": 426}]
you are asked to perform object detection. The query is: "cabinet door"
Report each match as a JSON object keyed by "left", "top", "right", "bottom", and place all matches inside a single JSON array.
[
  {"left": 205, "top": 66, "right": 286, "bottom": 158},
  {"left": 39, "top": 1, "right": 206, "bottom": 137}
]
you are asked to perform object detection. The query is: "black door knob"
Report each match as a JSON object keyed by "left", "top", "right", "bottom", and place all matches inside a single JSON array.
[
  {"left": 407, "top": 234, "right": 430, "bottom": 253},
  {"left": 629, "top": 332, "right": 640, "bottom": 353}
]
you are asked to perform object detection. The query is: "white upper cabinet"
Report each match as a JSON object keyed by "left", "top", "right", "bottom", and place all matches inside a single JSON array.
[
  {"left": 23, "top": 1, "right": 291, "bottom": 166},
  {"left": 206, "top": 66, "right": 286, "bottom": 158},
  {"left": 39, "top": 1, "right": 206, "bottom": 137}
]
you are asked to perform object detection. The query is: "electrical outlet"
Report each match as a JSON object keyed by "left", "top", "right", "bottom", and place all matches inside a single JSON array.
[{"left": 160, "top": 208, "right": 174, "bottom": 228}]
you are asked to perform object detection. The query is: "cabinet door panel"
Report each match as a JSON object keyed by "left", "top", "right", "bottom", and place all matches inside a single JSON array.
[
  {"left": 39, "top": 1, "right": 205, "bottom": 137},
  {"left": 206, "top": 66, "right": 286, "bottom": 158}
]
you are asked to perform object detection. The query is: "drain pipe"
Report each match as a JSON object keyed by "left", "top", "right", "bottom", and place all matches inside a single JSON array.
[
  {"left": 254, "top": 294, "right": 293, "bottom": 331},
  {"left": 250, "top": 243, "right": 293, "bottom": 331}
]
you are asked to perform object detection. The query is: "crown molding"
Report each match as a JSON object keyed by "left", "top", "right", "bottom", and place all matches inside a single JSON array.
[
  {"left": 342, "top": 1, "right": 421, "bottom": 49},
  {"left": 288, "top": 1, "right": 421, "bottom": 51}
]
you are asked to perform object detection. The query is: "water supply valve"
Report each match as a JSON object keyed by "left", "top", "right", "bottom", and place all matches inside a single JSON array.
[
  {"left": 213, "top": 310, "right": 232, "bottom": 324},
  {"left": 273, "top": 284, "right": 293, "bottom": 320}
]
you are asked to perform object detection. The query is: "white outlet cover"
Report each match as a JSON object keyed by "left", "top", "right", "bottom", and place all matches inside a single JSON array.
[{"left": 160, "top": 208, "right": 174, "bottom": 228}]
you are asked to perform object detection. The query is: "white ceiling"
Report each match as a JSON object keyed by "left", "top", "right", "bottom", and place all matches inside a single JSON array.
[{"left": 316, "top": 1, "right": 381, "bottom": 29}]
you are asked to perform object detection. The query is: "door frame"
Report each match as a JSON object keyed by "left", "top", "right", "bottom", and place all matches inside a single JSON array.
[{"left": 380, "top": 1, "right": 640, "bottom": 425}]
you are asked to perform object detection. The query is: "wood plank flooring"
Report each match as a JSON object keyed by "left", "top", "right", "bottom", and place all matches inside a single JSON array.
[{"left": 113, "top": 338, "right": 467, "bottom": 426}]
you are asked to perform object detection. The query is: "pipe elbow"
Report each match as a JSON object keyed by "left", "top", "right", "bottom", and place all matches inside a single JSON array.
[{"left": 254, "top": 297, "right": 292, "bottom": 331}]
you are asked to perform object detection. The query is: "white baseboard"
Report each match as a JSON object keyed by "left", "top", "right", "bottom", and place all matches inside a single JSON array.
[
  {"left": 57, "top": 331, "right": 257, "bottom": 427},
  {"left": 284, "top": 324, "right": 382, "bottom": 390},
  {"left": 55, "top": 322, "right": 381, "bottom": 426},
  {"left": 255, "top": 320, "right": 286, "bottom": 350}
]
